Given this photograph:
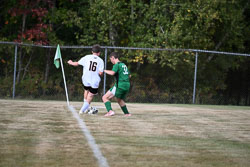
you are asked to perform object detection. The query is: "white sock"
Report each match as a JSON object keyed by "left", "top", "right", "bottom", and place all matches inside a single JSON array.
[{"left": 80, "top": 101, "right": 89, "bottom": 113}]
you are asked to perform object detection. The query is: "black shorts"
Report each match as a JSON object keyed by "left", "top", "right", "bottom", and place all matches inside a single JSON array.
[{"left": 84, "top": 86, "right": 98, "bottom": 95}]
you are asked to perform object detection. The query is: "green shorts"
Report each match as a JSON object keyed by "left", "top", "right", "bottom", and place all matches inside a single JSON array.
[{"left": 110, "top": 85, "right": 129, "bottom": 99}]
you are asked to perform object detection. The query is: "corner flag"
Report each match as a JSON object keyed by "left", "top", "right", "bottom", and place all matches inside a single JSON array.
[
  {"left": 54, "top": 44, "right": 61, "bottom": 69},
  {"left": 53, "top": 44, "right": 70, "bottom": 106}
]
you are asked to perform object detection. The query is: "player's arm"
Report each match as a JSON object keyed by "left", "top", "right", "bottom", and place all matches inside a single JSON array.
[
  {"left": 99, "top": 71, "right": 103, "bottom": 76},
  {"left": 99, "top": 61, "right": 104, "bottom": 76},
  {"left": 67, "top": 60, "right": 79, "bottom": 66},
  {"left": 104, "top": 70, "right": 115, "bottom": 76}
]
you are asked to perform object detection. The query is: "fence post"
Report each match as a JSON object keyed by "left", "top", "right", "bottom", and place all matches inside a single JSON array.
[
  {"left": 192, "top": 52, "right": 198, "bottom": 104},
  {"left": 12, "top": 44, "right": 18, "bottom": 99},
  {"left": 103, "top": 47, "right": 108, "bottom": 95}
]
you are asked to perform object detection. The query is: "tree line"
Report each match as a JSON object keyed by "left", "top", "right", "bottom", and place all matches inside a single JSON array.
[{"left": 0, "top": 0, "right": 249, "bottom": 105}]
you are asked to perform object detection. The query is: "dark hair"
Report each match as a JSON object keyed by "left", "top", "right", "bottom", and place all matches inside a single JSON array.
[
  {"left": 92, "top": 44, "right": 101, "bottom": 53},
  {"left": 110, "top": 52, "right": 119, "bottom": 59}
]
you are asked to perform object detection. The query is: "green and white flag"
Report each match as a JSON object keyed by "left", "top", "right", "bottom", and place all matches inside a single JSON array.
[
  {"left": 54, "top": 44, "right": 61, "bottom": 69},
  {"left": 53, "top": 44, "right": 70, "bottom": 106}
]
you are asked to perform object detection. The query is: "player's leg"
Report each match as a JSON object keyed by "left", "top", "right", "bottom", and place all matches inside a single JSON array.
[
  {"left": 79, "top": 92, "right": 95, "bottom": 114},
  {"left": 116, "top": 88, "right": 131, "bottom": 116},
  {"left": 117, "top": 98, "right": 131, "bottom": 116},
  {"left": 102, "top": 89, "right": 115, "bottom": 116},
  {"left": 80, "top": 87, "right": 97, "bottom": 114},
  {"left": 82, "top": 79, "right": 89, "bottom": 102},
  {"left": 80, "top": 87, "right": 90, "bottom": 114},
  {"left": 84, "top": 89, "right": 89, "bottom": 102}
]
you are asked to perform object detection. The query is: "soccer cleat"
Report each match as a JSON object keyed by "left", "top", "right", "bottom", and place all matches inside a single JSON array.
[
  {"left": 79, "top": 110, "right": 83, "bottom": 114},
  {"left": 79, "top": 109, "right": 88, "bottom": 114},
  {"left": 124, "top": 113, "right": 131, "bottom": 117},
  {"left": 104, "top": 111, "right": 115, "bottom": 117}
]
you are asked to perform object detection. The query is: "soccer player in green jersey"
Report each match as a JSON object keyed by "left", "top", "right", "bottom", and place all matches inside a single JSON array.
[{"left": 102, "top": 52, "right": 131, "bottom": 117}]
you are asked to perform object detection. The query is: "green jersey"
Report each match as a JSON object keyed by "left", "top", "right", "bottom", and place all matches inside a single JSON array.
[{"left": 112, "top": 62, "right": 130, "bottom": 90}]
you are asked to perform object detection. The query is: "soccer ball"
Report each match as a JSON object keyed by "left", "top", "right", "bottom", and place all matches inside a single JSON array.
[{"left": 87, "top": 106, "right": 98, "bottom": 114}]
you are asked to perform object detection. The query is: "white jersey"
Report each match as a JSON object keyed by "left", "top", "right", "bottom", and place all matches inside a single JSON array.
[{"left": 78, "top": 54, "right": 104, "bottom": 88}]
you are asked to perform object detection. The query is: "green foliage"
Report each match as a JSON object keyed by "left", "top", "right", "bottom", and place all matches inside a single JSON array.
[
  {"left": 0, "top": 0, "right": 249, "bottom": 104},
  {"left": 0, "top": 77, "right": 13, "bottom": 97}
]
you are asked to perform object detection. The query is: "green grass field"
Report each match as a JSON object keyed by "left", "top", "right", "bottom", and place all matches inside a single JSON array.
[{"left": 0, "top": 99, "right": 250, "bottom": 167}]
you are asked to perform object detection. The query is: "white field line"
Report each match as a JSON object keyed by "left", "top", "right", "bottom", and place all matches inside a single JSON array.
[{"left": 68, "top": 105, "right": 109, "bottom": 167}]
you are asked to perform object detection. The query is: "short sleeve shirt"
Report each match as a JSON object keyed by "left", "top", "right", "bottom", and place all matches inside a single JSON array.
[
  {"left": 112, "top": 62, "right": 130, "bottom": 90},
  {"left": 78, "top": 54, "right": 104, "bottom": 88}
]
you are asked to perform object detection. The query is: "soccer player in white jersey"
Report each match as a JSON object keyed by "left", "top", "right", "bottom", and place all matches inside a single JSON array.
[{"left": 67, "top": 44, "right": 104, "bottom": 114}]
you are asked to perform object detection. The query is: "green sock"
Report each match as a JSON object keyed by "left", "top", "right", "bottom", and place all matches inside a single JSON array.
[
  {"left": 121, "top": 105, "right": 129, "bottom": 114},
  {"left": 104, "top": 101, "right": 112, "bottom": 112}
]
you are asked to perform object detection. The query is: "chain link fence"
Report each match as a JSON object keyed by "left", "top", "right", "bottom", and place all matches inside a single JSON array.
[{"left": 0, "top": 41, "right": 250, "bottom": 105}]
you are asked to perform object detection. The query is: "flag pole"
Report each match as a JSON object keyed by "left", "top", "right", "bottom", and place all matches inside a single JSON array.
[
  {"left": 55, "top": 44, "right": 70, "bottom": 107},
  {"left": 54, "top": 45, "right": 70, "bottom": 106},
  {"left": 59, "top": 55, "right": 70, "bottom": 106}
]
